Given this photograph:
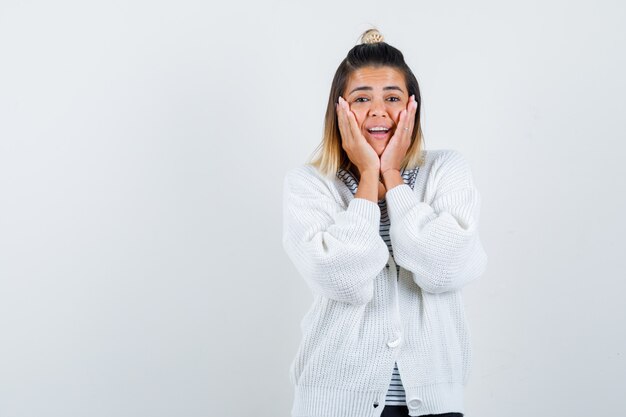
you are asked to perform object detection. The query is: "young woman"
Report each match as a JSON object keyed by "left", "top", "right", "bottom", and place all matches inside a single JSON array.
[{"left": 282, "top": 29, "right": 488, "bottom": 417}]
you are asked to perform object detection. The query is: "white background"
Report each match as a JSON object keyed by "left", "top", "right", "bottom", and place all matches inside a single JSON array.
[{"left": 1, "top": 1, "right": 625, "bottom": 416}]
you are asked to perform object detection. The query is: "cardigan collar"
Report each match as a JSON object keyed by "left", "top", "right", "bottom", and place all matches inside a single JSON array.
[{"left": 336, "top": 166, "right": 419, "bottom": 197}]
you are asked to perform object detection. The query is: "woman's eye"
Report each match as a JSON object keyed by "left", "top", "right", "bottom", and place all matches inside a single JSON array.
[
  {"left": 354, "top": 97, "right": 369, "bottom": 103},
  {"left": 387, "top": 97, "right": 400, "bottom": 102}
]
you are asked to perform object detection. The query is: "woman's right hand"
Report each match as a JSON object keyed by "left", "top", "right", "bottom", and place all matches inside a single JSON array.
[{"left": 336, "top": 96, "right": 380, "bottom": 174}]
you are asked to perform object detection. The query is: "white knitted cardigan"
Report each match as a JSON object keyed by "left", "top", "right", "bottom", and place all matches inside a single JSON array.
[{"left": 282, "top": 149, "right": 488, "bottom": 417}]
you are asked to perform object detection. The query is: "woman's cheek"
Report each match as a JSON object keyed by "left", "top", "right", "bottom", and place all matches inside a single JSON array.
[{"left": 352, "top": 110, "right": 366, "bottom": 128}]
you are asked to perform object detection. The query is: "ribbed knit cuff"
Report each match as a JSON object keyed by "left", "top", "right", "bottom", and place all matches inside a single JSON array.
[
  {"left": 385, "top": 184, "right": 433, "bottom": 224},
  {"left": 347, "top": 197, "right": 381, "bottom": 229}
]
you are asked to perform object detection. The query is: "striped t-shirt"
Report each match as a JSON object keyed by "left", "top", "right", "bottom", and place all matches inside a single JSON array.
[{"left": 336, "top": 166, "right": 419, "bottom": 406}]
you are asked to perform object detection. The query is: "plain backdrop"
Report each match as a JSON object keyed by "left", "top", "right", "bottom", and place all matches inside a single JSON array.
[{"left": 1, "top": 1, "right": 625, "bottom": 416}]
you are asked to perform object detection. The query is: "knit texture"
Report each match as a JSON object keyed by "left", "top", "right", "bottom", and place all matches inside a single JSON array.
[
  {"left": 282, "top": 149, "right": 488, "bottom": 417},
  {"left": 337, "top": 165, "right": 419, "bottom": 406}
]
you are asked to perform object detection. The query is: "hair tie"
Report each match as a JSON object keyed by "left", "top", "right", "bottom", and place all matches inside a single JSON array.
[{"left": 361, "top": 29, "right": 384, "bottom": 44}]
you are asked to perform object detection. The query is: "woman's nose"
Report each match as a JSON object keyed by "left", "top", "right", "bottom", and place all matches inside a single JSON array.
[{"left": 369, "top": 98, "right": 388, "bottom": 117}]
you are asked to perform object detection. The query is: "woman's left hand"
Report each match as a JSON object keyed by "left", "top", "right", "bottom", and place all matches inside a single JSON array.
[{"left": 380, "top": 95, "right": 418, "bottom": 176}]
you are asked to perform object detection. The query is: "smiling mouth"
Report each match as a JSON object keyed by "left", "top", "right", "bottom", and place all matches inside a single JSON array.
[{"left": 366, "top": 126, "right": 392, "bottom": 140}]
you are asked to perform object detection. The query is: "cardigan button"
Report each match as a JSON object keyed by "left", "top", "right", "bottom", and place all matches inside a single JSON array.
[
  {"left": 387, "top": 335, "right": 402, "bottom": 348},
  {"left": 407, "top": 398, "right": 423, "bottom": 409}
]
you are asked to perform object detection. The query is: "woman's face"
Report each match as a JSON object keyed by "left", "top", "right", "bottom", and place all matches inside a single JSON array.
[{"left": 342, "top": 66, "right": 409, "bottom": 156}]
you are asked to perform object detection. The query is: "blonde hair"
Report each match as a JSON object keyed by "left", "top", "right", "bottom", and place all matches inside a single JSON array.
[{"left": 308, "top": 29, "right": 426, "bottom": 178}]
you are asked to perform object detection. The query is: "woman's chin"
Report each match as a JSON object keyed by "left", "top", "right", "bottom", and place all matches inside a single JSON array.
[{"left": 374, "top": 144, "right": 388, "bottom": 156}]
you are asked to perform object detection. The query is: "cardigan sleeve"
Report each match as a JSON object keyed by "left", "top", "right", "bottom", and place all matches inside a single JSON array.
[
  {"left": 385, "top": 150, "right": 488, "bottom": 294},
  {"left": 282, "top": 166, "right": 390, "bottom": 305}
]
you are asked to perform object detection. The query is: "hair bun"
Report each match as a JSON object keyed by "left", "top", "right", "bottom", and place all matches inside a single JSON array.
[{"left": 360, "top": 29, "right": 384, "bottom": 44}]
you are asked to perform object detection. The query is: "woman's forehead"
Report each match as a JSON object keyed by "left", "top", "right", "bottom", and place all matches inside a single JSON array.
[{"left": 345, "top": 66, "right": 407, "bottom": 93}]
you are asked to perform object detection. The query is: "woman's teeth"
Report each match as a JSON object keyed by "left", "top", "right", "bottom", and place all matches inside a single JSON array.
[{"left": 367, "top": 127, "right": 391, "bottom": 140}]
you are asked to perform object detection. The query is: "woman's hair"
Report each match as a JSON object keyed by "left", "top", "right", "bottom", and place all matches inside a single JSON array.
[{"left": 308, "top": 28, "right": 426, "bottom": 178}]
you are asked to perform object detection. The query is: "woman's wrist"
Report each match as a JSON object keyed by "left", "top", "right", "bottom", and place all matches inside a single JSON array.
[
  {"left": 355, "top": 169, "right": 380, "bottom": 203},
  {"left": 381, "top": 168, "right": 403, "bottom": 190}
]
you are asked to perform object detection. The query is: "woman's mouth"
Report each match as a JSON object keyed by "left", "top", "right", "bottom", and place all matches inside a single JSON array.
[{"left": 366, "top": 126, "right": 392, "bottom": 140}]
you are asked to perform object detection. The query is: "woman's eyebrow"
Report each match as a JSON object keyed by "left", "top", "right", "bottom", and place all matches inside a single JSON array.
[{"left": 348, "top": 85, "right": 405, "bottom": 95}]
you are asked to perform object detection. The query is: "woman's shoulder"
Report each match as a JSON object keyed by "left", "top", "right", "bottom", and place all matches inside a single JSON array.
[
  {"left": 422, "top": 148, "right": 472, "bottom": 169},
  {"left": 422, "top": 148, "right": 477, "bottom": 188},
  {"left": 423, "top": 148, "right": 466, "bottom": 163},
  {"left": 284, "top": 163, "right": 331, "bottom": 184},
  {"left": 283, "top": 163, "right": 340, "bottom": 197}
]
